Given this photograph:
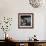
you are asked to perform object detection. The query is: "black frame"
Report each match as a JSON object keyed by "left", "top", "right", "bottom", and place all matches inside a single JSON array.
[{"left": 18, "top": 13, "right": 34, "bottom": 29}]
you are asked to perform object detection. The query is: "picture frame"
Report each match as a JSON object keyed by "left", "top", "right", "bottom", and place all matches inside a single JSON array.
[{"left": 18, "top": 13, "right": 34, "bottom": 29}]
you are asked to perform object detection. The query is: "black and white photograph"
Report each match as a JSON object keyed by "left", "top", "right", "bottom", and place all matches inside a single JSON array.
[{"left": 18, "top": 13, "right": 34, "bottom": 28}]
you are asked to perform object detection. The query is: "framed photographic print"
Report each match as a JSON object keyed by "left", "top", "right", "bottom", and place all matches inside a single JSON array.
[{"left": 18, "top": 13, "right": 34, "bottom": 28}]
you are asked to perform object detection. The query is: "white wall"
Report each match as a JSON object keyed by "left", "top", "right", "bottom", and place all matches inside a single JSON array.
[
  {"left": 44, "top": 16, "right": 46, "bottom": 40},
  {"left": 0, "top": 0, "right": 46, "bottom": 40}
]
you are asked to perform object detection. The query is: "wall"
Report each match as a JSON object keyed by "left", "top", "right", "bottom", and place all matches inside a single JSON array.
[{"left": 0, "top": 0, "right": 46, "bottom": 40}]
